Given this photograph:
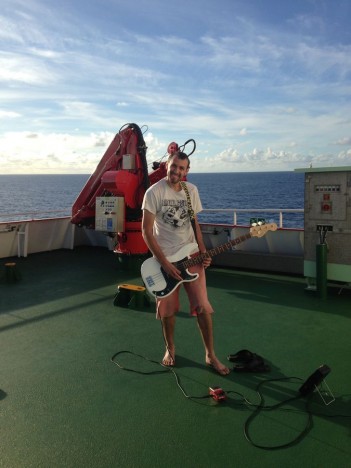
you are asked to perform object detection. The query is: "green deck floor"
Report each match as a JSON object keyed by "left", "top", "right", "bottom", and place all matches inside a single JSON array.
[{"left": 1, "top": 247, "right": 350, "bottom": 468}]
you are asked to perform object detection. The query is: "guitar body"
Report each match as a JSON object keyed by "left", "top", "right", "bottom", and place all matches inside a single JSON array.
[
  {"left": 141, "top": 223, "right": 277, "bottom": 299},
  {"left": 141, "top": 243, "right": 199, "bottom": 298}
]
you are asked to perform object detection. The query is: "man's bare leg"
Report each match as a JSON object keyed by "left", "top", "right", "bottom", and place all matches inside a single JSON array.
[
  {"left": 196, "top": 312, "right": 230, "bottom": 375},
  {"left": 161, "top": 315, "right": 176, "bottom": 366}
]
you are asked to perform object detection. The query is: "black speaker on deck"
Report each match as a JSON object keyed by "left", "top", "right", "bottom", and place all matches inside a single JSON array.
[{"left": 299, "top": 364, "right": 331, "bottom": 396}]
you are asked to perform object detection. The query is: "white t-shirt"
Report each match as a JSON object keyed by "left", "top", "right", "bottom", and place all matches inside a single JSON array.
[{"left": 142, "top": 178, "right": 202, "bottom": 257}]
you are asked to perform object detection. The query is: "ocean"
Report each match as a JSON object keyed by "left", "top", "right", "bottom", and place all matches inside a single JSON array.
[
  {"left": 188, "top": 172, "right": 304, "bottom": 227},
  {"left": 0, "top": 172, "right": 304, "bottom": 227}
]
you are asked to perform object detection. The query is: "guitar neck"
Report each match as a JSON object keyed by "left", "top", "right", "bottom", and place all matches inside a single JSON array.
[{"left": 182, "top": 232, "right": 252, "bottom": 269}]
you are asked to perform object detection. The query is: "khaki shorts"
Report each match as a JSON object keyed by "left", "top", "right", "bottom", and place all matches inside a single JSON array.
[{"left": 156, "top": 263, "right": 214, "bottom": 319}]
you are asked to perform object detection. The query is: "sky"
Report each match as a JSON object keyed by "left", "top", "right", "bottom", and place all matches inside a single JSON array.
[{"left": 1, "top": 0, "right": 351, "bottom": 174}]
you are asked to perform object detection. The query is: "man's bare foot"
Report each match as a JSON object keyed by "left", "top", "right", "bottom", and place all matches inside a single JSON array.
[
  {"left": 206, "top": 355, "right": 230, "bottom": 375},
  {"left": 162, "top": 348, "right": 175, "bottom": 367}
]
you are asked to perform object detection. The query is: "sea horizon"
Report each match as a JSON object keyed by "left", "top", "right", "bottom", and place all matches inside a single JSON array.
[
  {"left": 0, "top": 172, "right": 305, "bottom": 227},
  {"left": 1, "top": 169, "right": 301, "bottom": 175}
]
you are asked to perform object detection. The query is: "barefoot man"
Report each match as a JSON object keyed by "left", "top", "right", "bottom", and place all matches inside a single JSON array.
[{"left": 141, "top": 149, "right": 229, "bottom": 376}]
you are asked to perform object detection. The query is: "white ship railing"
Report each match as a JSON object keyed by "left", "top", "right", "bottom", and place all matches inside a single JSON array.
[
  {"left": 0, "top": 210, "right": 71, "bottom": 222},
  {"left": 0, "top": 208, "right": 304, "bottom": 259},
  {"left": 200, "top": 208, "right": 304, "bottom": 228},
  {"left": 0, "top": 208, "right": 304, "bottom": 228}
]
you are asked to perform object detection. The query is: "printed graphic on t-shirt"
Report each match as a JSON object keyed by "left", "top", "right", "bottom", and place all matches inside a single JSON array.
[{"left": 161, "top": 199, "right": 188, "bottom": 228}]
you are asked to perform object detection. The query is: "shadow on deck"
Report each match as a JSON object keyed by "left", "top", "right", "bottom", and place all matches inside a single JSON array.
[{"left": 1, "top": 247, "right": 350, "bottom": 468}]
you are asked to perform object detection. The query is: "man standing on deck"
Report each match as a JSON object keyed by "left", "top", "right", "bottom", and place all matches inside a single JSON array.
[{"left": 141, "top": 150, "right": 229, "bottom": 376}]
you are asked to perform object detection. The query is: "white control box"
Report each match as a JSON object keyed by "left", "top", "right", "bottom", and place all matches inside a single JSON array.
[
  {"left": 95, "top": 197, "right": 124, "bottom": 232},
  {"left": 296, "top": 166, "right": 351, "bottom": 282}
]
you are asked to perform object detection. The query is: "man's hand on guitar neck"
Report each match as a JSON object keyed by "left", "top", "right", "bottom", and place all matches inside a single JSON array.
[{"left": 201, "top": 251, "right": 212, "bottom": 269}]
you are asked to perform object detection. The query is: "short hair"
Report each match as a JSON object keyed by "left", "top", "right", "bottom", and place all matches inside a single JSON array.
[{"left": 167, "top": 151, "right": 190, "bottom": 168}]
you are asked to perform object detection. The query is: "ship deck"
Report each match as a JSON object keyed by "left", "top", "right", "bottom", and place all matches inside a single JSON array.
[{"left": 1, "top": 246, "right": 350, "bottom": 468}]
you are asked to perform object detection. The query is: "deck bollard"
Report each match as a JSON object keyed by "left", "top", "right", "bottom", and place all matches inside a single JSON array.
[{"left": 4, "top": 262, "right": 22, "bottom": 283}]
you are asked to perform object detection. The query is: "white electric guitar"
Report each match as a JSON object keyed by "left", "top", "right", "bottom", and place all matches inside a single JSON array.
[{"left": 141, "top": 223, "right": 277, "bottom": 298}]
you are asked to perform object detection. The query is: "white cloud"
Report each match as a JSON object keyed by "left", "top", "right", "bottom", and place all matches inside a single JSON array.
[
  {"left": 0, "top": 131, "right": 114, "bottom": 174},
  {"left": 336, "top": 148, "right": 351, "bottom": 161},
  {"left": 0, "top": 110, "right": 21, "bottom": 118},
  {"left": 29, "top": 47, "right": 61, "bottom": 59},
  {"left": 0, "top": 0, "right": 350, "bottom": 173},
  {"left": 335, "top": 137, "right": 351, "bottom": 146},
  {"left": 0, "top": 52, "right": 57, "bottom": 84}
]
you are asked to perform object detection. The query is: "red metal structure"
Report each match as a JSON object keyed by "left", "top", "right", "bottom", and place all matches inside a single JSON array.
[
  {"left": 72, "top": 123, "right": 195, "bottom": 259},
  {"left": 71, "top": 123, "right": 168, "bottom": 257}
]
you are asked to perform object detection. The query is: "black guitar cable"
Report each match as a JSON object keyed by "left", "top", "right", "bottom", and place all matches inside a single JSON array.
[
  {"left": 111, "top": 350, "right": 211, "bottom": 402},
  {"left": 111, "top": 351, "right": 351, "bottom": 449},
  {"left": 243, "top": 377, "right": 313, "bottom": 450},
  {"left": 111, "top": 319, "right": 211, "bottom": 402}
]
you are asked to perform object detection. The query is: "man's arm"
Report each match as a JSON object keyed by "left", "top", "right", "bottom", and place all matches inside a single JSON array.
[
  {"left": 194, "top": 215, "right": 212, "bottom": 268},
  {"left": 194, "top": 215, "right": 206, "bottom": 252},
  {"left": 141, "top": 209, "right": 183, "bottom": 280}
]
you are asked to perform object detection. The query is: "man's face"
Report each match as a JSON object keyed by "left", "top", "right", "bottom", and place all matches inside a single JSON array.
[{"left": 166, "top": 155, "right": 189, "bottom": 185}]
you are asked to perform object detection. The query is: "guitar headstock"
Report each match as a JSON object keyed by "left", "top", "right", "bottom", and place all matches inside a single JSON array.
[{"left": 250, "top": 222, "right": 278, "bottom": 238}]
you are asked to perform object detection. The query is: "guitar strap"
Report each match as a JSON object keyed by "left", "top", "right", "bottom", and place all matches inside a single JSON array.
[{"left": 180, "top": 181, "right": 199, "bottom": 245}]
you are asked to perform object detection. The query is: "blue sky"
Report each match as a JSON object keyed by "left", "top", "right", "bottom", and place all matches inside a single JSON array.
[{"left": 1, "top": 0, "right": 351, "bottom": 173}]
